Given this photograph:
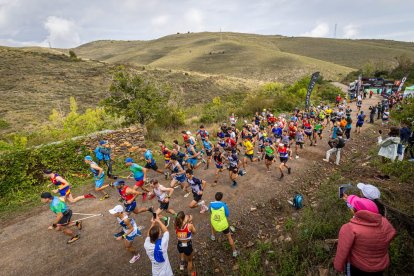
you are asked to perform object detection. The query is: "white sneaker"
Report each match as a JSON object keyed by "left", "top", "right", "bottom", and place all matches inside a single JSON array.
[
  {"left": 323, "top": 159, "right": 329, "bottom": 162},
  {"left": 129, "top": 254, "right": 140, "bottom": 264},
  {"left": 295, "top": 155, "right": 299, "bottom": 159},
  {"left": 210, "top": 235, "right": 216, "bottom": 241},
  {"left": 200, "top": 205, "right": 208, "bottom": 214},
  {"left": 137, "top": 225, "right": 145, "bottom": 231},
  {"left": 232, "top": 251, "right": 238, "bottom": 257},
  {"left": 184, "top": 192, "right": 191, "bottom": 197}
]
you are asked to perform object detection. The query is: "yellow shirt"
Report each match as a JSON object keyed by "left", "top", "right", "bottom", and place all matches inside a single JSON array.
[
  {"left": 326, "top": 109, "right": 332, "bottom": 115},
  {"left": 243, "top": 140, "right": 254, "bottom": 155}
]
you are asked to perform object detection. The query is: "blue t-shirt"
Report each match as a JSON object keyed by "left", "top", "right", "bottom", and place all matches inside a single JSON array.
[
  {"left": 209, "top": 201, "right": 230, "bottom": 217},
  {"left": 202, "top": 140, "right": 212, "bottom": 150},
  {"left": 357, "top": 114, "right": 365, "bottom": 124},
  {"left": 144, "top": 150, "right": 156, "bottom": 165}
]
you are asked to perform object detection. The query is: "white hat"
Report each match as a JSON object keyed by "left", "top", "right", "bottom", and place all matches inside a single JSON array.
[
  {"left": 186, "top": 131, "right": 191, "bottom": 135},
  {"left": 109, "top": 205, "right": 124, "bottom": 214},
  {"left": 357, "top": 183, "right": 381, "bottom": 200}
]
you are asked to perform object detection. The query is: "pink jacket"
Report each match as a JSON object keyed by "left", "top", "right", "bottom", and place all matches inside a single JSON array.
[{"left": 334, "top": 210, "right": 396, "bottom": 272}]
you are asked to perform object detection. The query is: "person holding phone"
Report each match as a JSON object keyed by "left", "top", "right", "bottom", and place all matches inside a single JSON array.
[
  {"left": 175, "top": 211, "right": 196, "bottom": 274},
  {"left": 148, "top": 179, "right": 176, "bottom": 227}
]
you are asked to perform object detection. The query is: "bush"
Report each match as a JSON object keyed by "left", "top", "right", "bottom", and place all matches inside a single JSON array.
[{"left": 68, "top": 50, "right": 80, "bottom": 61}]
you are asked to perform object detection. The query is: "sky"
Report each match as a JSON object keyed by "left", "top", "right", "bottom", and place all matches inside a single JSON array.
[{"left": 0, "top": 0, "right": 413, "bottom": 48}]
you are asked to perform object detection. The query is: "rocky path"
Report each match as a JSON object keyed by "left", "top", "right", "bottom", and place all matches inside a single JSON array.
[{"left": 0, "top": 91, "right": 380, "bottom": 276}]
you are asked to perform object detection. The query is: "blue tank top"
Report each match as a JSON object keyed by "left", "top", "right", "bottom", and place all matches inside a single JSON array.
[{"left": 154, "top": 239, "right": 165, "bottom": 263}]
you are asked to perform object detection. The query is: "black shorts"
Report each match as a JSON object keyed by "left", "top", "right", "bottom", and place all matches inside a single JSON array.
[
  {"left": 145, "top": 162, "right": 159, "bottom": 171},
  {"left": 206, "top": 150, "right": 213, "bottom": 157},
  {"left": 265, "top": 155, "right": 274, "bottom": 161},
  {"left": 245, "top": 153, "right": 254, "bottom": 161},
  {"left": 58, "top": 210, "right": 72, "bottom": 226},
  {"left": 280, "top": 157, "right": 289, "bottom": 163},
  {"left": 193, "top": 192, "right": 202, "bottom": 202},
  {"left": 218, "top": 227, "right": 230, "bottom": 235},
  {"left": 177, "top": 240, "right": 193, "bottom": 256},
  {"left": 296, "top": 142, "right": 303, "bottom": 148},
  {"left": 159, "top": 201, "right": 169, "bottom": 210},
  {"left": 228, "top": 166, "right": 238, "bottom": 173}
]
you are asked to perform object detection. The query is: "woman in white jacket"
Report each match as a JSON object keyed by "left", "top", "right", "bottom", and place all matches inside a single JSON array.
[{"left": 378, "top": 127, "right": 400, "bottom": 162}]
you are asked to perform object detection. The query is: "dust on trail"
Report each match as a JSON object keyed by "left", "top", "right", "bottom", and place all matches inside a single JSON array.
[{"left": 0, "top": 90, "right": 381, "bottom": 276}]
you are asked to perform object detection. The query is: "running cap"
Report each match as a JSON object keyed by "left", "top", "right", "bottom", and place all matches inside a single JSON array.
[
  {"left": 279, "top": 143, "right": 284, "bottom": 147},
  {"left": 125, "top": 157, "right": 134, "bottom": 163},
  {"left": 357, "top": 183, "right": 380, "bottom": 200},
  {"left": 109, "top": 205, "right": 124, "bottom": 214},
  {"left": 99, "top": 140, "right": 107, "bottom": 145},
  {"left": 84, "top": 155, "right": 93, "bottom": 161},
  {"left": 347, "top": 195, "right": 379, "bottom": 213},
  {"left": 40, "top": 192, "right": 53, "bottom": 199},
  {"left": 186, "top": 131, "right": 191, "bottom": 135},
  {"left": 43, "top": 169, "right": 52, "bottom": 174},
  {"left": 113, "top": 180, "right": 125, "bottom": 187}
]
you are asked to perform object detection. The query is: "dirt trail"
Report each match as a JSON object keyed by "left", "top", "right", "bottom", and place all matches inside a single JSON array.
[{"left": 0, "top": 91, "right": 381, "bottom": 275}]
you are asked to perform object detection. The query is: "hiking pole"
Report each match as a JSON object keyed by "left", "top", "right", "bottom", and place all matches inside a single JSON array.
[
  {"left": 73, "top": 212, "right": 103, "bottom": 216},
  {"left": 74, "top": 213, "right": 103, "bottom": 222}
]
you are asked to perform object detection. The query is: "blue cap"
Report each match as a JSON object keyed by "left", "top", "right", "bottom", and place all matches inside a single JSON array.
[
  {"left": 99, "top": 140, "right": 107, "bottom": 145},
  {"left": 125, "top": 157, "right": 134, "bottom": 163},
  {"left": 113, "top": 180, "right": 125, "bottom": 187},
  {"left": 84, "top": 155, "right": 93, "bottom": 161}
]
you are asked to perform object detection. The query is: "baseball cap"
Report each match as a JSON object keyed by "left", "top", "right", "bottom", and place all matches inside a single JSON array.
[
  {"left": 113, "top": 180, "right": 125, "bottom": 187},
  {"left": 40, "top": 192, "right": 53, "bottom": 199},
  {"left": 357, "top": 183, "right": 381, "bottom": 200},
  {"left": 109, "top": 205, "right": 124, "bottom": 214},
  {"left": 99, "top": 140, "right": 107, "bottom": 145},
  {"left": 125, "top": 157, "right": 134, "bottom": 163},
  {"left": 347, "top": 195, "right": 379, "bottom": 214},
  {"left": 84, "top": 155, "right": 93, "bottom": 161}
]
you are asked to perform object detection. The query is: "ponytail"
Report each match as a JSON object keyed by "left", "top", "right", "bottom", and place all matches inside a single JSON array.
[{"left": 175, "top": 211, "right": 185, "bottom": 229}]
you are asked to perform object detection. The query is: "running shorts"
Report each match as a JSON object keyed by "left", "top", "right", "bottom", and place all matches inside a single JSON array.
[
  {"left": 279, "top": 157, "right": 289, "bottom": 163},
  {"left": 177, "top": 240, "right": 193, "bottom": 256},
  {"left": 193, "top": 192, "right": 202, "bottom": 202},
  {"left": 95, "top": 176, "right": 105, "bottom": 188},
  {"left": 159, "top": 201, "right": 169, "bottom": 210},
  {"left": 265, "top": 155, "right": 274, "bottom": 161},
  {"left": 206, "top": 150, "right": 213, "bottom": 157},
  {"left": 134, "top": 180, "right": 144, "bottom": 187},
  {"left": 145, "top": 162, "right": 159, "bottom": 171},
  {"left": 58, "top": 210, "right": 72, "bottom": 226},
  {"left": 124, "top": 201, "right": 137, "bottom": 213}
]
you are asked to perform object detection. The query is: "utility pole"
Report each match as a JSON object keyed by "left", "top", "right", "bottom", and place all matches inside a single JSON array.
[{"left": 48, "top": 41, "right": 52, "bottom": 48}]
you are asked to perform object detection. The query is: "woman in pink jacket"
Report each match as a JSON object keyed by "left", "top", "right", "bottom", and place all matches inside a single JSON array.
[{"left": 334, "top": 195, "right": 396, "bottom": 275}]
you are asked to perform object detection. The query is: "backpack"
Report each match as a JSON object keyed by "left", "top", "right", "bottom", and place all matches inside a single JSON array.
[
  {"left": 94, "top": 147, "right": 103, "bottom": 161},
  {"left": 293, "top": 193, "right": 303, "bottom": 210},
  {"left": 336, "top": 137, "right": 346, "bottom": 148}
]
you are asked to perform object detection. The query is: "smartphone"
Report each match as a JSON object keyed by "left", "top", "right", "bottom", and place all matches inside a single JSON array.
[
  {"left": 152, "top": 212, "right": 157, "bottom": 219},
  {"left": 339, "top": 186, "right": 346, "bottom": 198}
]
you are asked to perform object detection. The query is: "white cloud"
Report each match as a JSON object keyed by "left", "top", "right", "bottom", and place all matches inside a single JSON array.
[
  {"left": 343, "top": 24, "right": 359, "bottom": 38},
  {"left": 151, "top": 15, "right": 169, "bottom": 27},
  {"left": 42, "top": 16, "right": 80, "bottom": 48},
  {"left": 185, "top": 9, "right": 204, "bottom": 31},
  {"left": 301, "top": 23, "right": 330, "bottom": 37}
]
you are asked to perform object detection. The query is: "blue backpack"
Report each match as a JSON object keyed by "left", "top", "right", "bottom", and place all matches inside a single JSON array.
[
  {"left": 94, "top": 147, "right": 103, "bottom": 161},
  {"left": 293, "top": 193, "right": 303, "bottom": 210}
]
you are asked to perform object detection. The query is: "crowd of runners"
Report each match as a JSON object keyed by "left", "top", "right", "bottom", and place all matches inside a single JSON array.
[{"left": 39, "top": 91, "right": 410, "bottom": 275}]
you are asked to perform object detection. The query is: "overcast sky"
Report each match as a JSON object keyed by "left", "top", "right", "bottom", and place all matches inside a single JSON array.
[{"left": 0, "top": 0, "right": 413, "bottom": 48}]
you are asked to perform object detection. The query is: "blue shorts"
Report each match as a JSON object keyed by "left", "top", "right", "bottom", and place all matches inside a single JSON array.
[
  {"left": 174, "top": 174, "right": 186, "bottom": 183},
  {"left": 95, "top": 175, "right": 105, "bottom": 188},
  {"left": 187, "top": 158, "right": 198, "bottom": 167},
  {"left": 125, "top": 230, "right": 141, "bottom": 241},
  {"left": 356, "top": 122, "right": 363, "bottom": 127},
  {"left": 59, "top": 186, "right": 71, "bottom": 197},
  {"left": 124, "top": 201, "right": 137, "bottom": 213},
  {"left": 215, "top": 163, "right": 223, "bottom": 169}
]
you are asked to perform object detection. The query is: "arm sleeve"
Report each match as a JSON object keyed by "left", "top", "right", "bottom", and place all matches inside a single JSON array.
[
  {"left": 334, "top": 224, "right": 355, "bottom": 272},
  {"left": 224, "top": 203, "right": 230, "bottom": 217},
  {"left": 162, "top": 232, "right": 170, "bottom": 251}
]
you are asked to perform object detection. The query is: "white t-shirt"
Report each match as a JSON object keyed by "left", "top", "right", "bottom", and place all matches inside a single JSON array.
[{"left": 144, "top": 232, "right": 173, "bottom": 276}]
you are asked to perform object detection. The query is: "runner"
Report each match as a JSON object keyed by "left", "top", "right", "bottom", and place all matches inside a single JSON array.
[
  {"left": 277, "top": 143, "right": 292, "bottom": 180},
  {"left": 185, "top": 141, "right": 201, "bottom": 170},
  {"left": 141, "top": 145, "right": 164, "bottom": 175},
  {"left": 382, "top": 108, "right": 390, "bottom": 126},
  {"left": 313, "top": 121, "right": 323, "bottom": 146},
  {"left": 109, "top": 205, "right": 141, "bottom": 264},
  {"left": 355, "top": 111, "right": 366, "bottom": 134},
  {"left": 84, "top": 156, "right": 110, "bottom": 200},
  {"left": 263, "top": 139, "right": 276, "bottom": 172},
  {"left": 148, "top": 179, "right": 176, "bottom": 227},
  {"left": 209, "top": 192, "right": 238, "bottom": 257},
  {"left": 196, "top": 125, "right": 209, "bottom": 141},
  {"left": 212, "top": 147, "right": 225, "bottom": 186},
  {"left": 124, "top": 158, "right": 150, "bottom": 199},
  {"left": 345, "top": 114, "right": 353, "bottom": 140},
  {"left": 169, "top": 155, "right": 188, "bottom": 198},
  {"left": 185, "top": 169, "right": 208, "bottom": 213},
  {"left": 40, "top": 192, "right": 81, "bottom": 244},
  {"left": 303, "top": 119, "right": 313, "bottom": 146},
  {"left": 144, "top": 217, "right": 173, "bottom": 276},
  {"left": 295, "top": 127, "right": 305, "bottom": 159},
  {"left": 175, "top": 211, "right": 196, "bottom": 274},
  {"left": 44, "top": 169, "right": 95, "bottom": 202},
  {"left": 226, "top": 148, "right": 242, "bottom": 187},
  {"left": 94, "top": 140, "right": 114, "bottom": 178},
  {"left": 242, "top": 136, "right": 258, "bottom": 170},
  {"left": 201, "top": 137, "right": 213, "bottom": 170},
  {"left": 160, "top": 141, "right": 172, "bottom": 179},
  {"left": 111, "top": 180, "right": 154, "bottom": 215}
]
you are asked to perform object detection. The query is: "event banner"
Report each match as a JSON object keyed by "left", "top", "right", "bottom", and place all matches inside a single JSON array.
[
  {"left": 396, "top": 74, "right": 408, "bottom": 94},
  {"left": 305, "top": 71, "right": 320, "bottom": 110}
]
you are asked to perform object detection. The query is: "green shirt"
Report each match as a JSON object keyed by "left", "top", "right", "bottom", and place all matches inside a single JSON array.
[
  {"left": 265, "top": 146, "right": 274, "bottom": 156},
  {"left": 50, "top": 196, "right": 68, "bottom": 214}
]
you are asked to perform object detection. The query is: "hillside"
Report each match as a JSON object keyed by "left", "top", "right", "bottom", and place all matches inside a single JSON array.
[
  {"left": 74, "top": 32, "right": 414, "bottom": 82},
  {"left": 0, "top": 46, "right": 257, "bottom": 134}
]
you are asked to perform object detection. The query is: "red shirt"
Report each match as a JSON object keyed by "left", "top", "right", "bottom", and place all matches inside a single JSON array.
[{"left": 118, "top": 186, "right": 134, "bottom": 202}]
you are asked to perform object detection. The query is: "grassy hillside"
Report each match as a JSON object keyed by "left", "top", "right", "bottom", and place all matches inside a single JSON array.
[
  {"left": 74, "top": 32, "right": 414, "bottom": 82},
  {"left": 0, "top": 46, "right": 257, "bottom": 135}
]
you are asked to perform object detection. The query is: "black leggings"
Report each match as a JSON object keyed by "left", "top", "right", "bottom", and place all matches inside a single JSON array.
[{"left": 348, "top": 264, "right": 383, "bottom": 276}]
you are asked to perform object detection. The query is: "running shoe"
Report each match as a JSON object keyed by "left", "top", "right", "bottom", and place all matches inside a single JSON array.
[
  {"left": 75, "top": 221, "right": 82, "bottom": 230},
  {"left": 142, "top": 193, "right": 147, "bottom": 201},
  {"left": 164, "top": 217, "right": 171, "bottom": 227},
  {"left": 100, "top": 194, "right": 110, "bottom": 201},
  {"left": 180, "top": 261, "right": 185, "bottom": 271},
  {"left": 184, "top": 192, "right": 191, "bottom": 198},
  {"left": 322, "top": 159, "right": 329, "bottom": 162},
  {"left": 210, "top": 235, "right": 216, "bottom": 241},
  {"left": 129, "top": 254, "right": 140, "bottom": 264},
  {"left": 137, "top": 225, "right": 145, "bottom": 231},
  {"left": 295, "top": 155, "right": 299, "bottom": 159},
  {"left": 232, "top": 251, "right": 238, "bottom": 257},
  {"left": 231, "top": 181, "right": 237, "bottom": 187},
  {"left": 67, "top": 235, "right": 80, "bottom": 244},
  {"left": 114, "top": 231, "right": 125, "bottom": 238},
  {"left": 201, "top": 159, "right": 206, "bottom": 164},
  {"left": 200, "top": 205, "right": 208, "bottom": 214},
  {"left": 84, "top": 193, "right": 96, "bottom": 199},
  {"left": 149, "top": 193, "right": 156, "bottom": 200}
]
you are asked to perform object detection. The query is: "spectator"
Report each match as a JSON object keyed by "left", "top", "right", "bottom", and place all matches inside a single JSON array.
[
  {"left": 378, "top": 127, "right": 400, "bottom": 162},
  {"left": 323, "top": 133, "right": 345, "bottom": 165},
  {"left": 334, "top": 195, "right": 396, "bottom": 274},
  {"left": 356, "top": 183, "right": 385, "bottom": 216},
  {"left": 369, "top": 105, "right": 376, "bottom": 124},
  {"left": 398, "top": 124, "right": 411, "bottom": 161}
]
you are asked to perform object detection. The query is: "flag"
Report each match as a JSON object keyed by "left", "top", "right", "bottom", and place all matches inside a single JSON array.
[
  {"left": 396, "top": 74, "right": 408, "bottom": 94},
  {"left": 305, "top": 72, "right": 320, "bottom": 110}
]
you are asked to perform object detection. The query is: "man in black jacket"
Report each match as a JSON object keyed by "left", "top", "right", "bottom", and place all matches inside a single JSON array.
[{"left": 323, "top": 134, "right": 346, "bottom": 165}]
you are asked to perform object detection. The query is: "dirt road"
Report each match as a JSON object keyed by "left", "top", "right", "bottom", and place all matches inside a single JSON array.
[{"left": 0, "top": 91, "right": 381, "bottom": 275}]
